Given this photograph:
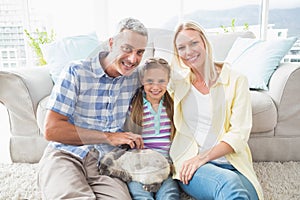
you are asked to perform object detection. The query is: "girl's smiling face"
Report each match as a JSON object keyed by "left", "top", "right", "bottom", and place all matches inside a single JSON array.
[{"left": 142, "top": 67, "right": 169, "bottom": 105}]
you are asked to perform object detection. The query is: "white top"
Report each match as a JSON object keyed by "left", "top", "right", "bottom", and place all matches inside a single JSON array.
[{"left": 182, "top": 85, "right": 228, "bottom": 164}]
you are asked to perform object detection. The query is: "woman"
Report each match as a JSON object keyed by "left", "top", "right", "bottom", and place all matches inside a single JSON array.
[{"left": 168, "top": 21, "right": 264, "bottom": 199}]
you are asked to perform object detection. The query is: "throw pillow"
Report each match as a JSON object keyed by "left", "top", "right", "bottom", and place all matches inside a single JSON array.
[
  {"left": 225, "top": 37, "right": 297, "bottom": 90},
  {"left": 41, "top": 32, "right": 100, "bottom": 83}
]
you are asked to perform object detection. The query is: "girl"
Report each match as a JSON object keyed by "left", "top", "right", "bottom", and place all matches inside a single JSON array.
[{"left": 124, "top": 57, "right": 179, "bottom": 200}]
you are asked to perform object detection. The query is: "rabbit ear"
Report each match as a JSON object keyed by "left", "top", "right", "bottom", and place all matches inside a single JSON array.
[{"left": 119, "top": 144, "right": 131, "bottom": 150}]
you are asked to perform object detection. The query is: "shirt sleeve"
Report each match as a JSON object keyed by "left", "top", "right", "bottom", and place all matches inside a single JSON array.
[
  {"left": 221, "top": 74, "right": 252, "bottom": 153},
  {"left": 47, "top": 64, "right": 79, "bottom": 118}
]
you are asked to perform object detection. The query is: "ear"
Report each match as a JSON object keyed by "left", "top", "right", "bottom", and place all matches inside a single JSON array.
[{"left": 108, "top": 38, "right": 114, "bottom": 51}]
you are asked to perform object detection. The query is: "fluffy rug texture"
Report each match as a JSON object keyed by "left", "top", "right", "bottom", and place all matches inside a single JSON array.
[{"left": 0, "top": 161, "right": 299, "bottom": 200}]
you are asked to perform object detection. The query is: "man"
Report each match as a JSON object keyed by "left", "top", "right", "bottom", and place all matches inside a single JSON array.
[{"left": 38, "top": 18, "right": 148, "bottom": 200}]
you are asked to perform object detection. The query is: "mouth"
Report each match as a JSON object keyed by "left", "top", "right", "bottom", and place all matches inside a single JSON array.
[
  {"left": 186, "top": 54, "right": 199, "bottom": 63},
  {"left": 150, "top": 90, "right": 162, "bottom": 95},
  {"left": 122, "top": 61, "right": 136, "bottom": 71}
]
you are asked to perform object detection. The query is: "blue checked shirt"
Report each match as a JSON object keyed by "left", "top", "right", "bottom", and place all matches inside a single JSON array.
[{"left": 47, "top": 52, "right": 140, "bottom": 160}]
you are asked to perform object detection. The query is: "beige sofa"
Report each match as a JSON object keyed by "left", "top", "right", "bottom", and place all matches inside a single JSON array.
[{"left": 1, "top": 30, "right": 300, "bottom": 163}]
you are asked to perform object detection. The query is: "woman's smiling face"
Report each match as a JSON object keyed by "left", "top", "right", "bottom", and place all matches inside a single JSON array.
[{"left": 175, "top": 29, "right": 206, "bottom": 70}]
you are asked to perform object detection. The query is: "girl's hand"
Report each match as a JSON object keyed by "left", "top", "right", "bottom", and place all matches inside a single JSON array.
[{"left": 180, "top": 154, "right": 209, "bottom": 184}]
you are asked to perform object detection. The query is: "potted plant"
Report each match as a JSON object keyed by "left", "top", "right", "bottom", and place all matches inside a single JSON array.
[{"left": 24, "top": 28, "right": 55, "bottom": 66}]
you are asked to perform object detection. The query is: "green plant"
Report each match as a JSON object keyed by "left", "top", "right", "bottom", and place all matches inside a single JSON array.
[
  {"left": 243, "top": 23, "right": 249, "bottom": 31},
  {"left": 24, "top": 28, "right": 55, "bottom": 65},
  {"left": 220, "top": 19, "right": 249, "bottom": 33}
]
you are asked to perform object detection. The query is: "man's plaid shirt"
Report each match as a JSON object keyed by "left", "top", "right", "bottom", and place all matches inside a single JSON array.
[{"left": 47, "top": 52, "right": 140, "bottom": 160}]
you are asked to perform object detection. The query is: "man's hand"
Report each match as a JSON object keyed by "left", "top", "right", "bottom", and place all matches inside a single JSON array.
[
  {"left": 105, "top": 132, "right": 144, "bottom": 149},
  {"left": 44, "top": 110, "right": 145, "bottom": 147}
]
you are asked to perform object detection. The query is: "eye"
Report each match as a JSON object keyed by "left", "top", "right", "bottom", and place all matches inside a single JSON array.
[
  {"left": 121, "top": 45, "right": 132, "bottom": 53},
  {"left": 158, "top": 79, "right": 167, "bottom": 85},
  {"left": 177, "top": 46, "right": 185, "bottom": 52},
  {"left": 137, "top": 49, "right": 145, "bottom": 56},
  {"left": 191, "top": 41, "right": 199, "bottom": 46},
  {"left": 145, "top": 79, "right": 153, "bottom": 85}
]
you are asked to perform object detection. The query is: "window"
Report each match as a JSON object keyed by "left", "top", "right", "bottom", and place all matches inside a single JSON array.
[
  {"left": 9, "top": 50, "right": 15, "bottom": 58},
  {"left": 1, "top": 0, "right": 300, "bottom": 67},
  {"left": 1, "top": 51, "right": 7, "bottom": 59},
  {"left": 268, "top": 0, "right": 300, "bottom": 38},
  {"left": 268, "top": 0, "right": 300, "bottom": 63},
  {"left": 179, "top": 0, "right": 262, "bottom": 36},
  {"left": 28, "top": 0, "right": 296, "bottom": 40},
  {"left": 292, "top": 59, "right": 300, "bottom": 62},
  {"left": 95, "top": 0, "right": 262, "bottom": 39}
]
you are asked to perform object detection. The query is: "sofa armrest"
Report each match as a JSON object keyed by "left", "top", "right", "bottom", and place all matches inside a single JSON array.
[
  {"left": 266, "top": 63, "right": 300, "bottom": 106},
  {"left": 0, "top": 66, "right": 53, "bottom": 138},
  {"left": 265, "top": 62, "right": 300, "bottom": 136}
]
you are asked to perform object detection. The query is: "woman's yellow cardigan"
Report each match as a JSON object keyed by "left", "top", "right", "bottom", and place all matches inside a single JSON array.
[{"left": 168, "top": 63, "right": 264, "bottom": 200}]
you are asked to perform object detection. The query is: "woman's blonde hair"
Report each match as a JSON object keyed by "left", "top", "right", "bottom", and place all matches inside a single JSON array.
[{"left": 172, "top": 21, "right": 218, "bottom": 86}]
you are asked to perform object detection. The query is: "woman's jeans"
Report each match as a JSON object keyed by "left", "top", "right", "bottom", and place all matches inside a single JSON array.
[
  {"left": 179, "top": 162, "right": 259, "bottom": 200},
  {"left": 128, "top": 176, "right": 180, "bottom": 200}
]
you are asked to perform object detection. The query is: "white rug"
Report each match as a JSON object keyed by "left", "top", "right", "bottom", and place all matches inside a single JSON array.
[{"left": 0, "top": 161, "right": 299, "bottom": 200}]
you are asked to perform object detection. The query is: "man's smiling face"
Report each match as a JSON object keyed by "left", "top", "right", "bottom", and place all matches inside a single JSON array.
[{"left": 109, "top": 30, "right": 148, "bottom": 76}]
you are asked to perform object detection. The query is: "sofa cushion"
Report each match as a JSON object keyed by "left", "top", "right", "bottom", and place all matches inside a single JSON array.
[
  {"left": 207, "top": 31, "right": 256, "bottom": 61},
  {"left": 41, "top": 32, "right": 100, "bottom": 83},
  {"left": 225, "top": 37, "right": 297, "bottom": 90},
  {"left": 250, "top": 91, "right": 277, "bottom": 134},
  {"left": 36, "top": 96, "right": 50, "bottom": 135}
]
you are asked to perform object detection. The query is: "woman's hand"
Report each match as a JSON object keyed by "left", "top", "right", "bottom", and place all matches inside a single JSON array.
[
  {"left": 179, "top": 142, "right": 234, "bottom": 184},
  {"left": 180, "top": 153, "right": 209, "bottom": 184}
]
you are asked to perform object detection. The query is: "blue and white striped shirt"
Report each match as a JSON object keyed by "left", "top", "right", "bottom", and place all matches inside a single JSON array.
[{"left": 47, "top": 52, "right": 140, "bottom": 160}]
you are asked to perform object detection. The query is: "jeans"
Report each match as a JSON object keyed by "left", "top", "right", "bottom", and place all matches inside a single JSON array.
[
  {"left": 128, "top": 176, "right": 180, "bottom": 200},
  {"left": 179, "top": 162, "right": 259, "bottom": 200}
]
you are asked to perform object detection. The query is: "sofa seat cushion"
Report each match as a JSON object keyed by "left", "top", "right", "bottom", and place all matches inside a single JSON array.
[
  {"left": 250, "top": 91, "right": 277, "bottom": 134},
  {"left": 36, "top": 96, "right": 50, "bottom": 135},
  {"left": 36, "top": 87, "right": 277, "bottom": 137}
]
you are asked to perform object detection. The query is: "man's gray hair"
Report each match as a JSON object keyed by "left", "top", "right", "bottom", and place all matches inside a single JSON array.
[{"left": 116, "top": 17, "right": 148, "bottom": 38}]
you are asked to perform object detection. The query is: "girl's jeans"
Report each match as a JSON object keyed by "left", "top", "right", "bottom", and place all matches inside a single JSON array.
[
  {"left": 128, "top": 176, "right": 180, "bottom": 200},
  {"left": 179, "top": 162, "right": 259, "bottom": 200}
]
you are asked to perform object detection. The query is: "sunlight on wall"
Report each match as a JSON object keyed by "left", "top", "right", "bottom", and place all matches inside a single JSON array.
[{"left": 30, "top": 0, "right": 96, "bottom": 38}]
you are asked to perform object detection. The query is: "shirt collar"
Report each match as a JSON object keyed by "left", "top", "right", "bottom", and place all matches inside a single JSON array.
[
  {"left": 214, "top": 62, "right": 230, "bottom": 86},
  {"left": 90, "top": 51, "right": 108, "bottom": 77}
]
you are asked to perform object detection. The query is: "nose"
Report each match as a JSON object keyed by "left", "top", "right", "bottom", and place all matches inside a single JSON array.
[
  {"left": 127, "top": 52, "right": 138, "bottom": 64},
  {"left": 185, "top": 45, "right": 193, "bottom": 56},
  {"left": 152, "top": 83, "right": 160, "bottom": 88}
]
